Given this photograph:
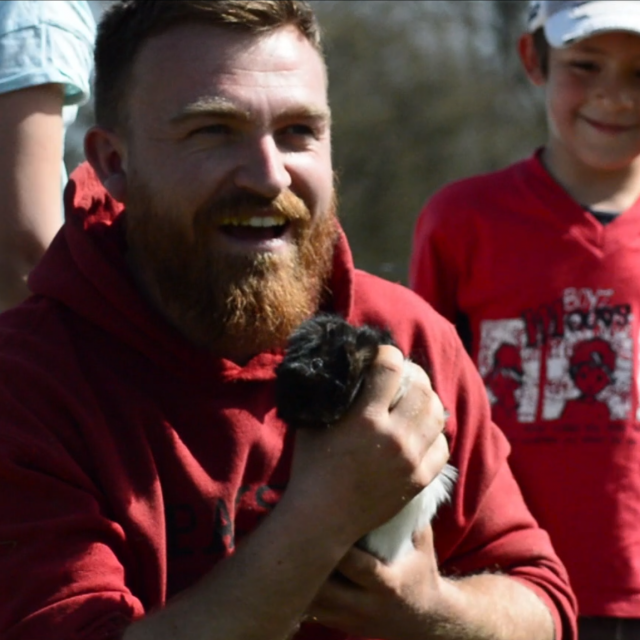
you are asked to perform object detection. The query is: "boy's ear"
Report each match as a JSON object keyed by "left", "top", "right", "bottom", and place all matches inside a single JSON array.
[
  {"left": 518, "top": 33, "right": 546, "bottom": 86},
  {"left": 84, "top": 126, "right": 128, "bottom": 203}
]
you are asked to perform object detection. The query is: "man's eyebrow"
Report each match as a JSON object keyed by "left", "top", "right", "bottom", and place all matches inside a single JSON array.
[
  {"left": 283, "top": 105, "right": 332, "bottom": 126},
  {"left": 170, "top": 97, "right": 331, "bottom": 126},
  {"left": 170, "top": 97, "right": 251, "bottom": 125}
]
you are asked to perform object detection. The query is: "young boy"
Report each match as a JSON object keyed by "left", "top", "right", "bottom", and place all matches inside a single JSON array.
[{"left": 409, "top": 1, "right": 640, "bottom": 638}]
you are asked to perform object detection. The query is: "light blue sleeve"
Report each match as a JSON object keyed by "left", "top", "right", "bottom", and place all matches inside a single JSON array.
[{"left": 0, "top": 0, "right": 96, "bottom": 105}]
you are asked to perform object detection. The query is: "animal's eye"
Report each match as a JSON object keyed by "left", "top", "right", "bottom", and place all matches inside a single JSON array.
[{"left": 311, "top": 358, "right": 324, "bottom": 372}]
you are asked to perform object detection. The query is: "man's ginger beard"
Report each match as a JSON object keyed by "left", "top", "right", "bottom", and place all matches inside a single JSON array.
[{"left": 124, "top": 177, "right": 339, "bottom": 359}]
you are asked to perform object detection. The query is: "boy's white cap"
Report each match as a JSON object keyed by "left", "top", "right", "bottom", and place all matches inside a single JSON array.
[{"left": 527, "top": 1, "right": 640, "bottom": 47}]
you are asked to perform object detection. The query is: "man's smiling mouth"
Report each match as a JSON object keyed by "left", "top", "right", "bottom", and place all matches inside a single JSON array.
[{"left": 219, "top": 215, "right": 289, "bottom": 241}]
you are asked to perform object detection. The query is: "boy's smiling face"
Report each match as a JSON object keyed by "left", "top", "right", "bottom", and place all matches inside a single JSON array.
[{"left": 523, "top": 30, "right": 640, "bottom": 182}]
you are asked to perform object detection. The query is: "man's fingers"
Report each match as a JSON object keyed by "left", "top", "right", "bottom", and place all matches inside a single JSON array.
[
  {"left": 411, "top": 521, "right": 436, "bottom": 551},
  {"left": 350, "top": 346, "right": 451, "bottom": 491},
  {"left": 349, "top": 344, "right": 406, "bottom": 416},
  {"left": 305, "top": 572, "right": 360, "bottom": 628},
  {"left": 335, "top": 546, "right": 384, "bottom": 587},
  {"left": 390, "top": 361, "right": 442, "bottom": 429},
  {"left": 417, "top": 432, "right": 451, "bottom": 487}
]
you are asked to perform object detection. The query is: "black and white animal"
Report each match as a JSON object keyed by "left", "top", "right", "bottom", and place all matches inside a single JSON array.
[{"left": 275, "top": 313, "right": 457, "bottom": 563}]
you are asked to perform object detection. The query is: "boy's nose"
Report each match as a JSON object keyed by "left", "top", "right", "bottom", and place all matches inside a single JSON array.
[
  {"left": 594, "top": 75, "right": 636, "bottom": 111},
  {"left": 233, "top": 135, "right": 292, "bottom": 198}
]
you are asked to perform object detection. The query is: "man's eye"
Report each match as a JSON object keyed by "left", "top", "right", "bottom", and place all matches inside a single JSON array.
[
  {"left": 280, "top": 124, "right": 316, "bottom": 138},
  {"left": 191, "top": 124, "right": 233, "bottom": 136}
]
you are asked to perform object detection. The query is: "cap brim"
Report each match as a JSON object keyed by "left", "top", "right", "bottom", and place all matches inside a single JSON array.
[{"left": 544, "top": 1, "right": 640, "bottom": 47}]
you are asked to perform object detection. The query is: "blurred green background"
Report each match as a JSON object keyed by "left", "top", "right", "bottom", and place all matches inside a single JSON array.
[{"left": 67, "top": 0, "right": 546, "bottom": 285}]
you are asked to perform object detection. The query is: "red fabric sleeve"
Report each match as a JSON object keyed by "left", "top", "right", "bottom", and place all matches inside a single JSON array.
[
  {"left": 428, "top": 322, "right": 578, "bottom": 640},
  {"left": 0, "top": 366, "right": 145, "bottom": 639}
]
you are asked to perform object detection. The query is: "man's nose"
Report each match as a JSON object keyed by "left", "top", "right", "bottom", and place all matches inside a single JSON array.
[{"left": 233, "top": 135, "right": 292, "bottom": 198}]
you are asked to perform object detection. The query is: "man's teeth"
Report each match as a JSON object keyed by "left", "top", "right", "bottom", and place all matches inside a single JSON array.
[{"left": 220, "top": 216, "right": 286, "bottom": 228}]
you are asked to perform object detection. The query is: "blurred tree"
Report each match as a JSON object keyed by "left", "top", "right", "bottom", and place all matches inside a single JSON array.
[
  {"left": 313, "top": 0, "right": 546, "bottom": 284},
  {"left": 492, "top": 0, "right": 527, "bottom": 78}
]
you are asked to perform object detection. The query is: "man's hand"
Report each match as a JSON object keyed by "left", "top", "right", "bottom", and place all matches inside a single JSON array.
[
  {"left": 286, "top": 344, "right": 451, "bottom": 550},
  {"left": 305, "top": 525, "right": 444, "bottom": 639},
  {"left": 306, "top": 523, "right": 556, "bottom": 640}
]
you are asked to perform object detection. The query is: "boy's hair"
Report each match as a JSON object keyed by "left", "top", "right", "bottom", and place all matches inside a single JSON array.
[
  {"left": 532, "top": 27, "right": 549, "bottom": 76},
  {"left": 94, "top": 0, "right": 323, "bottom": 131}
]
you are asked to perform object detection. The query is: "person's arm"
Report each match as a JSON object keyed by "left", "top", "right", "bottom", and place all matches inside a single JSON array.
[
  {"left": 303, "top": 475, "right": 556, "bottom": 640},
  {"left": 0, "top": 83, "right": 65, "bottom": 310},
  {"left": 121, "top": 346, "right": 451, "bottom": 640}
]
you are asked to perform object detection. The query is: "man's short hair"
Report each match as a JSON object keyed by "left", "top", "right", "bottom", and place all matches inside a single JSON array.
[{"left": 94, "top": 0, "right": 323, "bottom": 131}]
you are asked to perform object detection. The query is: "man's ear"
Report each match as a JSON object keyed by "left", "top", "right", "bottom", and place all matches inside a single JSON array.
[
  {"left": 518, "top": 33, "right": 546, "bottom": 86},
  {"left": 84, "top": 126, "right": 128, "bottom": 203}
]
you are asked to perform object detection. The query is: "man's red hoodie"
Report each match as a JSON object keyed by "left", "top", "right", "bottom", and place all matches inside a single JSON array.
[{"left": 0, "top": 163, "right": 577, "bottom": 639}]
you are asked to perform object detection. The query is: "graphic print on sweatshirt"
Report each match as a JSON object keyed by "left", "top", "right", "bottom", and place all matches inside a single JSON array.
[
  {"left": 164, "top": 482, "right": 284, "bottom": 595},
  {"left": 477, "top": 287, "right": 635, "bottom": 444}
]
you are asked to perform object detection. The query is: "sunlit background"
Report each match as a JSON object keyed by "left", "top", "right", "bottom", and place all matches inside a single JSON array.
[{"left": 66, "top": 0, "right": 546, "bottom": 285}]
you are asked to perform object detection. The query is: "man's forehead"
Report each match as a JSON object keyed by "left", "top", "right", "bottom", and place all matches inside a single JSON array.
[
  {"left": 127, "top": 23, "right": 328, "bottom": 126},
  {"left": 132, "top": 24, "right": 324, "bottom": 91},
  {"left": 134, "top": 22, "right": 321, "bottom": 73}
]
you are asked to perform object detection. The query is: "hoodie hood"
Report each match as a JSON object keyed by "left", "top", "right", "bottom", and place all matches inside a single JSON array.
[{"left": 28, "top": 162, "right": 356, "bottom": 382}]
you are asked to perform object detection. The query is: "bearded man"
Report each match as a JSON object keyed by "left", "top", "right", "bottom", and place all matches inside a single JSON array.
[{"left": 0, "top": 2, "right": 576, "bottom": 640}]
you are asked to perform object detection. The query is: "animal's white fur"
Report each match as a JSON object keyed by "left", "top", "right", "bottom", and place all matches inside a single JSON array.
[{"left": 360, "top": 360, "right": 458, "bottom": 563}]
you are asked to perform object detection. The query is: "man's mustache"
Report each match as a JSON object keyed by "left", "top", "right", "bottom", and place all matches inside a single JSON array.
[{"left": 196, "top": 189, "right": 311, "bottom": 226}]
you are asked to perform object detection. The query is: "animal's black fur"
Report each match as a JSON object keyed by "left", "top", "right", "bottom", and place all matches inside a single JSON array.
[
  {"left": 275, "top": 313, "right": 395, "bottom": 429},
  {"left": 274, "top": 313, "right": 457, "bottom": 562}
]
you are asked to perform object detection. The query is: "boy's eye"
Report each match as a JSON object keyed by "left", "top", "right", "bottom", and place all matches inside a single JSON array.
[{"left": 570, "top": 60, "right": 598, "bottom": 72}]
